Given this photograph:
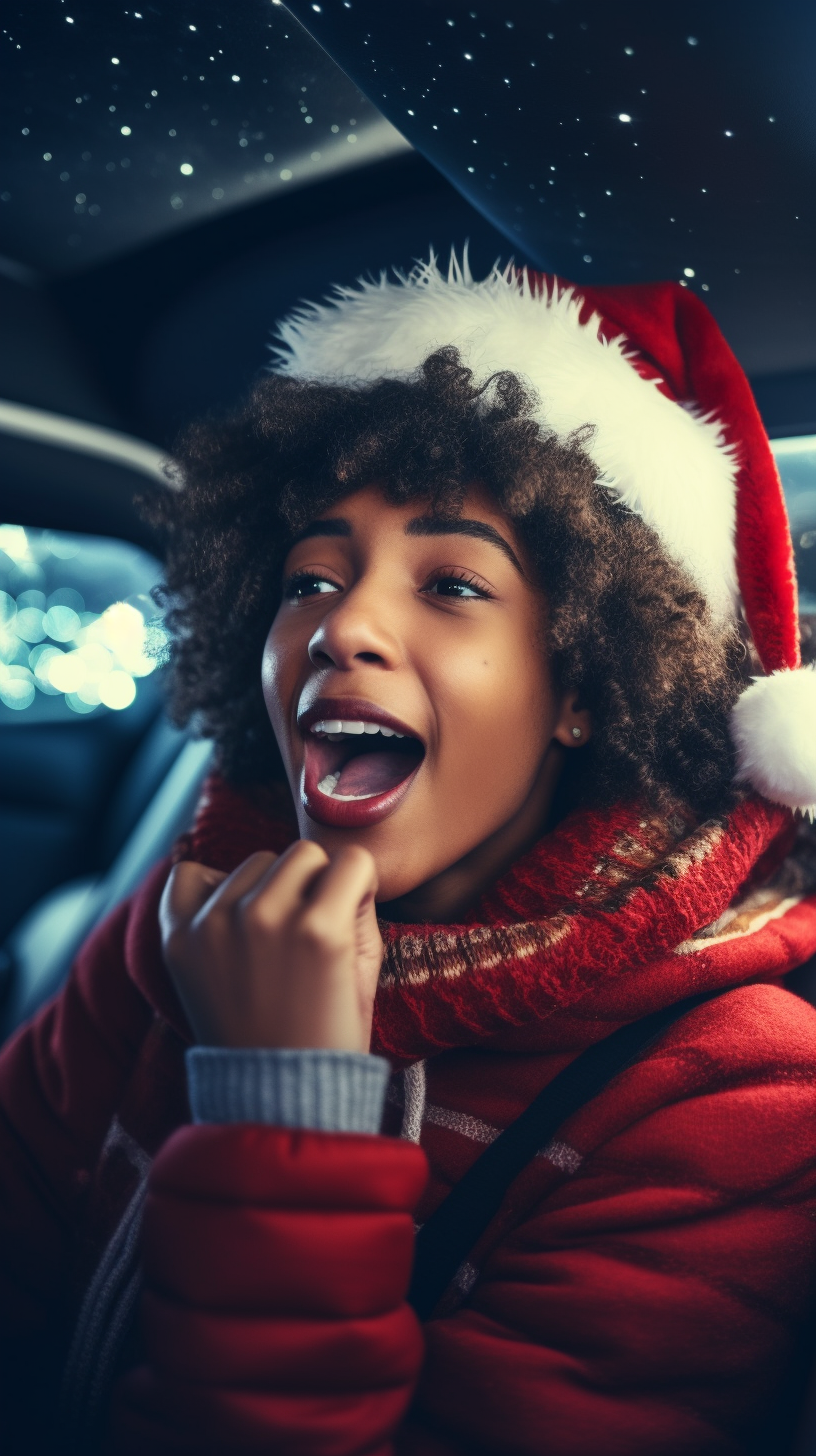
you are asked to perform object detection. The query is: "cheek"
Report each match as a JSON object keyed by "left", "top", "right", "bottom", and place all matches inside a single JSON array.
[
  {"left": 430, "top": 628, "right": 555, "bottom": 789},
  {"left": 261, "top": 623, "right": 297, "bottom": 745}
]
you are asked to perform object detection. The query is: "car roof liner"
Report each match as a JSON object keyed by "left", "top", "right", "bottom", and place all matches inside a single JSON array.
[{"left": 283, "top": 0, "right": 816, "bottom": 383}]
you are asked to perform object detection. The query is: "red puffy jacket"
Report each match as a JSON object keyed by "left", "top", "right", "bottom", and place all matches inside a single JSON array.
[{"left": 1, "top": 783, "right": 815, "bottom": 1455}]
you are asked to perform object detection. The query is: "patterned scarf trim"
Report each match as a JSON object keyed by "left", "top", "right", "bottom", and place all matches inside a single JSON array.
[{"left": 174, "top": 777, "right": 816, "bottom": 1062}]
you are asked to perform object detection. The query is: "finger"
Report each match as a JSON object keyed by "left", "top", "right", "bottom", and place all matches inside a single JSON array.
[
  {"left": 302, "top": 844, "right": 379, "bottom": 927},
  {"left": 242, "top": 839, "right": 330, "bottom": 924},
  {"left": 160, "top": 861, "right": 227, "bottom": 939},
  {"left": 203, "top": 850, "right": 280, "bottom": 914}
]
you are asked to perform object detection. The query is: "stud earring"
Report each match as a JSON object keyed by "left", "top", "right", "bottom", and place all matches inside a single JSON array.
[{"left": 571, "top": 726, "right": 582, "bottom": 739}]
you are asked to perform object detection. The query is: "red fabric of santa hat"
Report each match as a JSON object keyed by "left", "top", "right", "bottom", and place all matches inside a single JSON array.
[{"left": 271, "top": 253, "right": 816, "bottom": 817}]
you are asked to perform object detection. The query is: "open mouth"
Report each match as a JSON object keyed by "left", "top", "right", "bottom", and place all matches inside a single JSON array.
[
  {"left": 311, "top": 721, "right": 424, "bottom": 800},
  {"left": 299, "top": 706, "right": 425, "bottom": 827}
]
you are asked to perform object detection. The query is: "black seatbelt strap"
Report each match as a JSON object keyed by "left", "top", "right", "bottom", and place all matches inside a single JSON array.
[{"left": 408, "top": 987, "right": 726, "bottom": 1321}]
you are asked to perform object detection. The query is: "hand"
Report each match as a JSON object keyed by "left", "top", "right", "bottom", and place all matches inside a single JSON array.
[{"left": 159, "top": 842, "right": 382, "bottom": 1052}]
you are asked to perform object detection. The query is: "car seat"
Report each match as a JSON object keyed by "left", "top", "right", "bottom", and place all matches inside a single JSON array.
[{"left": 0, "top": 722, "right": 212, "bottom": 1040}]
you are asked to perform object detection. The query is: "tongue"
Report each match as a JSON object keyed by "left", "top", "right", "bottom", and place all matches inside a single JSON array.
[{"left": 335, "top": 749, "right": 414, "bottom": 798}]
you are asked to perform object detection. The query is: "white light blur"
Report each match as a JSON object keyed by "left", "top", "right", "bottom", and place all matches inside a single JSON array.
[
  {"left": 92, "top": 601, "right": 161, "bottom": 676},
  {"left": 98, "top": 670, "right": 136, "bottom": 710},
  {"left": 0, "top": 527, "right": 170, "bottom": 718},
  {"left": 0, "top": 524, "right": 30, "bottom": 561},
  {"left": 38, "top": 601, "right": 163, "bottom": 707},
  {"left": 46, "top": 650, "right": 85, "bottom": 694}
]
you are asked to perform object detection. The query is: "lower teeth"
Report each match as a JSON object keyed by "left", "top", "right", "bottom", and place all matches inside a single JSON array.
[{"left": 317, "top": 772, "right": 376, "bottom": 802}]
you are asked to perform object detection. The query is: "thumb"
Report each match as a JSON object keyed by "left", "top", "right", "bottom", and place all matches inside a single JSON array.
[{"left": 160, "top": 860, "right": 227, "bottom": 941}]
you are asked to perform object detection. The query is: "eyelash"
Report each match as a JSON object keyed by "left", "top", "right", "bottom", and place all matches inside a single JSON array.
[
  {"left": 282, "top": 571, "right": 342, "bottom": 601},
  {"left": 281, "top": 567, "right": 495, "bottom": 603},
  {"left": 423, "top": 569, "right": 494, "bottom": 600}
]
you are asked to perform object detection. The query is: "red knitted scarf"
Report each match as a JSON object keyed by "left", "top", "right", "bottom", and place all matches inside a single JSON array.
[{"left": 175, "top": 777, "right": 816, "bottom": 1064}]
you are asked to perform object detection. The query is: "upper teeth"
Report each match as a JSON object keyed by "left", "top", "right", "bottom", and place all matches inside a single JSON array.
[{"left": 311, "top": 719, "right": 404, "bottom": 738}]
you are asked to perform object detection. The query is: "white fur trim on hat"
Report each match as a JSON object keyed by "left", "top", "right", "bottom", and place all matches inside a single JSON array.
[
  {"left": 730, "top": 667, "right": 816, "bottom": 817},
  {"left": 271, "top": 252, "right": 740, "bottom": 622}
]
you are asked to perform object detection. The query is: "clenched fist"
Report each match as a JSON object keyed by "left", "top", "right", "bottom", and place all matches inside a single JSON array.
[{"left": 159, "top": 842, "right": 383, "bottom": 1051}]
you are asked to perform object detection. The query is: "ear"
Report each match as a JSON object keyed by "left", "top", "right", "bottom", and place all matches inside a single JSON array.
[{"left": 552, "top": 690, "right": 593, "bottom": 749}]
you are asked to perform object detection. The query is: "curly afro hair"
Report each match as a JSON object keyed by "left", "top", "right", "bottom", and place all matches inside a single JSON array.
[{"left": 141, "top": 348, "right": 750, "bottom": 818}]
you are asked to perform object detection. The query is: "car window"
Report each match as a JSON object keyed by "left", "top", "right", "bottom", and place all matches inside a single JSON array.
[
  {"left": 772, "top": 436, "right": 816, "bottom": 614},
  {"left": 0, "top": 523, "right": 168, "bottom": 722}
]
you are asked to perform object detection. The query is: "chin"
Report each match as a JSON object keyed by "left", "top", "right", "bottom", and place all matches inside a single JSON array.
[{"left": 297, "top": 810, "right": 423, "bottom": 903}]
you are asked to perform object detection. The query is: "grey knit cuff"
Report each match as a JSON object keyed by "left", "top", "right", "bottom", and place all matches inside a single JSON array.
[{"left": 185, "top": 1047, "right": 391, "bottom": 1134}]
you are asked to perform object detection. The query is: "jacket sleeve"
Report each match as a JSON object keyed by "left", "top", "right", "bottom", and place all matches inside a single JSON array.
[
  {"left": 0, "top": 886, "right": 156, "bottom": 1450},
  {"left": 109, "top": 1124, "right": 428, "bottom": 1456},
  {"left": 399, "top": 986, "right": 816, "bottom": 1456}
]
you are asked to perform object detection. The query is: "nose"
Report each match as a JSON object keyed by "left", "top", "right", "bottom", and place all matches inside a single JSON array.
[{"left": 307, "top": 582, "right": 402, "bottom": 672}]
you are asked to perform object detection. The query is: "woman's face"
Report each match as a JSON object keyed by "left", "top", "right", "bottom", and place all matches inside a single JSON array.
[{"left": 262, "top": 484, "right": 588, "bottom": 915}]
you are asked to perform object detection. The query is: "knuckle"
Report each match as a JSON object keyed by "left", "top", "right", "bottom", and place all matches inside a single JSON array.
[
  {"left": 298, "top": 908, "right": 341, "bottom": 949},
  {"left": 242, "top": 896, "right": 280, "bottom": 933},
  {"left": 294, "top": 840, "right": 330, "bottom": 870}
]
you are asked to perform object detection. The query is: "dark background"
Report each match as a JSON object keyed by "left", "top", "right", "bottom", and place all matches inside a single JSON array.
[{"left": 2, "top": 0, "right": 816, "bottom": 480}]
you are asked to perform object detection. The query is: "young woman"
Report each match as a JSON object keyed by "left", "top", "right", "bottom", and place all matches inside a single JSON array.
[{"left": 2, "top": 259, "right": 816, "bottom": 1455}]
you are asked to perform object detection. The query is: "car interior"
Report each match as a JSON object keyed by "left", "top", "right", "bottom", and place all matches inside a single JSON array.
[{"left": 1, "top": 2, "right": 815, "bottom": 1447}]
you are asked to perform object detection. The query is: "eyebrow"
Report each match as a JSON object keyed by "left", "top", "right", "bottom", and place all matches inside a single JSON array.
[
  {"left": 405, "top": 515, "right": 524, "bottom": 574},
  {"left": 290, "top": 513, "right": 524, "bottom": 575}
]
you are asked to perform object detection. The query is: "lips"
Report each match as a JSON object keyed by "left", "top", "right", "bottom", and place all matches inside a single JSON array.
[{"left": 298, "top": 698, "right": 425, "bottom": 828}]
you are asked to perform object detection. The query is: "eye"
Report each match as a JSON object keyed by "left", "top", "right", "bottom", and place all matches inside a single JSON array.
[
  {"left": 423, "top": 571, "right": 493, "bottom": 600},
  {"left": 283, "top": 572, "right": 341, "bottom": 601}
]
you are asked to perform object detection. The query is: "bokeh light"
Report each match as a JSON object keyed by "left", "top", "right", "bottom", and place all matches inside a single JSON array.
[
  {"left": 0, "top": 665, "right": 36, "bottom": 711},
  {"left": 46, "top": 651, "right": 85, "bottom": 695},
  {"left": 0, "top": 525, "right": 30, "bottom": 561},
  {"left": 98, "top": 670, "right": 137, "bottom": 710},
  {"left": 15, "top": 607, "right": 47, "bottom": 643},
  {"left": 44, "top": 604, "right": 81, "bottom": 641},
  {"left": 0, "top": 524, "right": 169, "bottom": 719},
  {"left": 29, "top": 644, "right": 63, "bottom": 695}
]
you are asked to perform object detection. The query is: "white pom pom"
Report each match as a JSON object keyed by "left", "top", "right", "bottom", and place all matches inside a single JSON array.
[{"left": 730, "top": 666, "right": 816, "bottom": 816}]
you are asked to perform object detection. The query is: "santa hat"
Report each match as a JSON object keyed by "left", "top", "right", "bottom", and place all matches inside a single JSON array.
[{"left": 271, "top": 252, "right": 816, "bottom": 818}]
